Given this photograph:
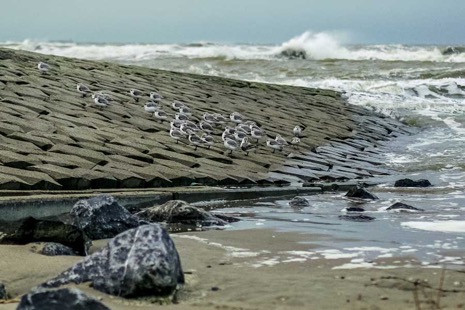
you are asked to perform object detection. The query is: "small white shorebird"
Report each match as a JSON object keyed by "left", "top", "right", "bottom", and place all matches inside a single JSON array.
[
  {"left": 240, "top": 137, "right": 257, "bottom": 156},
  {"left": 201, "top": 133, "right": 214, "bottom": 149},
  {"left": 275, "top": 134, "right": 288, "bottom": 146},
  {"left": 144, "top": 101, "right": 160, "bottom": 113},
  {"left": 92, "top": 95, "right": 109, "bottom": 110},
  {"left": 222, "top": 130, "right": 235, "bottom": 142},
  {"left": 170, "top": 127, "right": 184, "bottom": 143},
  {"left": 179, "top": 106, "right": 192, "bottom": 116},
  {"left": 199, "top": 121, "right": 214, "bottom": 133},
  {"left": 94, "top": 91, "right": 113, "bottom": 102},
  {"left": 224, "top": 126, "right": 236, "bottom": 135},
  {"left": 291, "top": 137, "right": 301, "bottom": 149},
  {"left": 266, "top": 139, "right": 283, "bottom": 153},
  {"left": 129, "top": 89, "right": 143, "bottom": 102},
  {"left": 175, "top": 113, "right": 189, "bottom": 122},
  {"left": 76, "top": 83, "right": 91, "bottom": 97},
  {"left": 234, "top": 130, "right": 247, "bottom": 142},
  {"left": 149, "top": 91, "right": 163, "bottom": 101},
  {"left": 214, "top": 113, "right": 228, "bottom": 125},
  {"left": 230, "top": 112, "right": 244, "bottom": 124},
  {"left": 154, "top": 110, "right": 168, "bottom": 122},
  {"left": 172, "top": 100, "right": 185, "bottom": 110},
  {"left": 250, "top": 127, "right": 264, "bottom": 142},
  {"left": 37, "top": 62, "right": 50, "bottom": 74},
  {"left": 293, "top": 125, "right": 302, "bottom": 137},
  {"left": 224, "top": 138, "right": 238, "bottom": 154},
  {"left": 188, "top": 134, "right": 203, "bottom": 150},
  {"left": 203, "top": 112, "right": 216, "bottom": 123}
]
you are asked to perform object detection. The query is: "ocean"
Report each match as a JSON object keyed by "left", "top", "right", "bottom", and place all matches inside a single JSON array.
[{"left": 3, "top": 31, "right": 465, "bottom": 269}]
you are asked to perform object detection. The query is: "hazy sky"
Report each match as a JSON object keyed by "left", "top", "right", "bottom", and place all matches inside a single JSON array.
[{"left": 1, "top": 0, "right": 464, "bottom": 44}]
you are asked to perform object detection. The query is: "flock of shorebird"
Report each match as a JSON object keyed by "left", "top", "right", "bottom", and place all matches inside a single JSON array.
[{"left": 37, "top": 61, "right": 304, "bottom": 156}]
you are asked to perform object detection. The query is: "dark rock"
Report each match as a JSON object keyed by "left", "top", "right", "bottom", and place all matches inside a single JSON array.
[
  {"left": 0, "top": 282, "right": 7, "bottom": 300},
  {"left": 344, "top": 186, "right": 379, "bottom": 200},
  {"left": 346, "top": 207, "right": 365, "bottom": 212},
  {"left": 386, "top": 202, "right": 424, "bottom": 212},
  {"left": 288, "top": 196, "right": 310, "bottom": 209},
  {"left": 70, "top": 195, "right": 143, "bottom": 240},
  {"left": 279, "top": 48, "right": 307, "bottom": 59},
  {"left": 41, "top": 242, "right": 77, "bottom": 256},
  {"left": 17, "top": 288, "right": 110, "bottom": 310},
  {"left": 41, "top": 224, "right": 184, "bottom": 298},
  {"left": 136, "top": 200, "right": 237, "bottom": 232},
  {"left": 339, "top": 215, "right": 376, "bottom": 222},
  {"left": 442, "top": 46, "right": 465, "bottom": 55},
  {"left": 0, "top": 215, "right": 90, "bottom": 256},
  {"left": 394, "top": 178, "right": 431, "bottom": 188}
]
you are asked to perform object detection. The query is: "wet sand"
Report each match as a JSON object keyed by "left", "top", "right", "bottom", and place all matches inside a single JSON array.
[{"left": 1, "top": 229, "right": 464, "bottom": 309}]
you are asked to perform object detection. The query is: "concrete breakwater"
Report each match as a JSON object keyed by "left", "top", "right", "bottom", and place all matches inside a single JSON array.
[{"left": 0, "top": 48, "right": 411, "bottom": 190}]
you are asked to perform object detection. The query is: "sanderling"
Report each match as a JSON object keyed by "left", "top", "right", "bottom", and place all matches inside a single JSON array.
[
  {"left": 291, "top": 137, "right": 301, "bottom": 149},
  {"left": 170, "top": 127, "right": 184, "bottom": 143},
  {"left": 234, "top": 130, "right": 247, "bottom": 142},
  {"left": 275, "top": 134, "right": 288, "bottom": 146},
  {"left": 154, "top": 110, "right": 168, "bottom": 122},
  {"left": 76, "top": 83, "right": 91, "bottom": 97},
  {"left": 199, "top": 121, "right": 214, "bottom": 133},
  {"left": 172, "top": 100, "right": 185, "bottom": 110},
  {"left": 149, "top": 91, "right": 163, "bottom": 101},
  {"left": 203, "top": 112, "right": 216, "bottom": 123},
  {"left": 236, "top": 124, "right": 251, "bottom": 134},
  {"left": 92, "top": 95, "right": 109, "bottom": 110},
  {"left": 222, "top": 131, "right": 235, "bottom": 142},
  {"left": 224, "top": 126, "right": 236, "bottom": 135},
  {"left": 214, "top": 113, "right": 228, "bottom": 124},
  {"left": 37, "top": 62, "right": 50, "bottom": 74},
  {"left": 184, "top": 120, "right": 199, "bottom": 131},
  {"left": 266, "top": 139, "right": 283, "bottom": 153},
  {"left": 129, "top": 89, "right": 143, "bottom": 102},
  {"left": 201, "top": 133, "right": 214, "bottom": 149},
  {"left": 224, "top": 138, "right": 238, "bottom": 154},
  {"left": 250, "top": 128, "right": 264, "bottom": 142},
  {"left": 94, "top": 92, "right": 113, "bottom": 102},
  {"left": 170, "top": 120, "right": 183, "bottom": 128},
  {"left": 175, "top": 113, "right": 189, "bottom": 122},
  {"left": 293, "top": 125, "right": 302, "bottom": 137},
  {"left": 180, "top": 123, "right": 194, "bottom": 136},
  {"left": 179, "top": 106, "right": 192, "bottom": 116},
  {"left": 230, "top": 112, "right": 244, "bottom": 123},
  {"left": 144, "top": 101, "right": 160, "bottom": 113},
  {"left": 188, "top": 134, "right": 203, "bottom": 150},
  {"left": 240, "top": 137, "right": 257, "bottom": 156}
]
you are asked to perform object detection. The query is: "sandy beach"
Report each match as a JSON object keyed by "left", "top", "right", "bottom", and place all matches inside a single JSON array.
[{"left": 1, "top": 228, "right": 464, "bottom": 309}]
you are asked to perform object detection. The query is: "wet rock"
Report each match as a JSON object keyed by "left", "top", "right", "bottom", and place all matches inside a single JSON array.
[
  {"left": 344, "top": 186, "right": 379, "bottom": 200},
  {"left": 136, "top": 200, "right": 238, "bottom": 232},
  {"left": 346, "top": 207, "right": 365, "bottom": 212},
  {"left": 394, "top": 178, "right": 431, "bottom": 188},
  {"left": 0, "top": 282, "right": 7, "bottom": 300},
  {"left": 386, "top": 202, "right": 424, "bottom": 212},
  {"left": 17, "top": 288, "right": 110, "bottom": 310},
  {"left": 41, "top": 242, "right": 77, "bottom": 256},
  {"left": 279, "top": 48, "right": 307, "bottom": 59},
  {"left": 339, "top": 214, "right": 376, "bottom": 222},
  {"left": 0, "top": 216, "right": 90, "bottom": 256},
  {"left": 70, "top": 195, "right": 143, "bottom": 240},
  {"left": 41, "top": 224, "right": 184, "bottom": 298},
  {"left": 289, "top": 196, "right": 311, "bottom": 209}
]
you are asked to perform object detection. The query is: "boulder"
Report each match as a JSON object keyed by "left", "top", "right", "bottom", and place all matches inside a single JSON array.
[
  {"left": 288, "top": 196, "right": 310, "bottom": 209},
  {"left": 346, "top": 207, "right": 365, "bottom": 212},
  {"left": 442, "top": 46, "right": 465, "bottom": 55},
  {"left": 344, "top": 186, "right": 379, "bottom": 200},
  {"left": 386, "top": 202, "right": 424, "bottom": 212},
  {"left": 17, "top": 288, "right": 110, "bottom": 310},
  {"left": 0, "top": 216, "right": 90, "bottom": 256},
  {"left": 394, "top": 178, "right": 431, "bottom": 188},
  {"left": 0, "top": 282, "right": 7, "bottom": 300},
  {"left": 41, "top": 224, "right": 184, "bottom": 298},
  {"left": 136, "top": 200, "right": 238, "bottom": 232},
  {"left": 41, "top": 242, "right": 77, "bottom": 256},
  {"left": 70, "top": 195, "right": 143, "bottom": 240},
  {"left": 339, "top": 214, "right": 376, "bottom": 222}
]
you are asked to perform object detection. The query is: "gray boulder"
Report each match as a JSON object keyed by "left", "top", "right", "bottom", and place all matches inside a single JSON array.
[
  {"left": 394, "top": 178, "right": 431, "bottom": 188},
  {"left": 41, "top": 224, "right": 184, "bottom": 298},
  {"left": 386, "top": 202, "right": 424, "bottom": 212},
  {"left": 339, "top": 214, "right": 376, "bottom": 222},
  {"left": 17, "top": 288, "right": 110, "bottom": 310},
  {"left": 345, "top": 186, "right": 379, "bottom": 200},
  {"left": 41, "top": 242, "right": 77, "bottom": 256},
  {"left": 288, "top": 196, "right": 310, "bottom": 209},
  {"left": 71, "top": 195, "right": 143, "bottom": 240},
  {"left": 136, "top": 200, "right": 238, "bottom": 232},
  {"left": 0, "top": 282, "right": 7, "bottom": 300}
]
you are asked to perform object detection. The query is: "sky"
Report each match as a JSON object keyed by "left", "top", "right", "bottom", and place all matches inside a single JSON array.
[{"left": 1, "top": 0, "right": 465, "bottom": 45}]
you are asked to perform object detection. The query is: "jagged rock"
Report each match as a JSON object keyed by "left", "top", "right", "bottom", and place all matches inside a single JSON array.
[
  {"left": 41, "top": 224, "right": 184, "bottom": 298},
  {"left": 70, "top": 195, "right": 143, "bottom": 240},
  {"left": 386, "top": 202, "right": 424, "bottom": 212},
  {"left": 346, "top": 207, "right": 365, "bottom": 212},
  {"left": 17, "top": 288, "right": 110, "bottom": 310},
  {"left": 279, "top": 48, "right": 307, "bottom": 59},
  {"left": 394, "top": 178, "right": 431, "bottom": 188},
  {"left": 339, "top": 214, "right": 376, "bottom": 222},
  {"left": 136, "top": 200, "right": 238, "bottom": 232},
  {"left": 442, "top": 46, "right": 465, "bottom": 55},
  {"left": 344, "top": 186, "right": 379, "bottom": 200},
  {"left": 288, "top": 196, "right": 310, "bottom": 209},
  {"left": 0, "top": 216, "right": 90, "bottom": 255},
  {"left": 0, "top": 282, "right": 7, "bottom": 300},
  {"left": 41, "top": 242, "right": 77, "bottom": 256}
]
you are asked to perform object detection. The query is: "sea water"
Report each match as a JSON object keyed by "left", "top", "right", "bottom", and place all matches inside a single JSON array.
[{"left": 4, "top": 31, "right": 465, "bottom": 268}]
